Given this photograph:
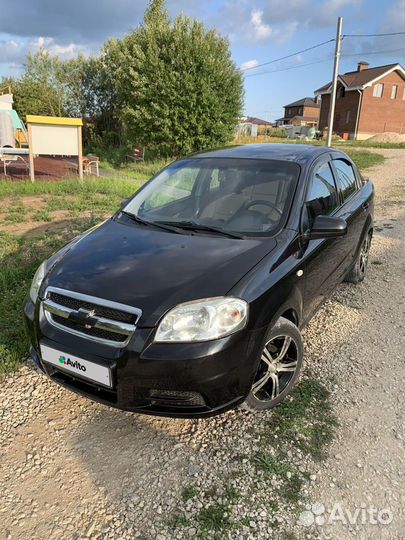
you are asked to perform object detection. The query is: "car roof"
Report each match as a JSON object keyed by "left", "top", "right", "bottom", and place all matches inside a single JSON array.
[{"left": 189, "top": 144, "right": 332, "bottom": 163}]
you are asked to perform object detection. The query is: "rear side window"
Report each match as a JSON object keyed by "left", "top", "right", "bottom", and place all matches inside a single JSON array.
[
  {"left": 303, "top": 162, "right": 338, "bottom": 229},
  {"left": 333, "top": 159, "right": 358, "bottom": 202}
]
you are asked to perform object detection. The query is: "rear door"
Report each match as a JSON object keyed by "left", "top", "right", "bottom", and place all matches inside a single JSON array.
[
  {"left": 330, "top": 156, "right": 367, "bottom": 270},
  {"left": 301, "top": 157, "right": 347, "bottom": 320}
]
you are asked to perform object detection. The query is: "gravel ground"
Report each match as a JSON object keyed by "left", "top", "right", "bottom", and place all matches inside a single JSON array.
[{"left": 1, "top": 148, "right": 404, "bottom": 540}]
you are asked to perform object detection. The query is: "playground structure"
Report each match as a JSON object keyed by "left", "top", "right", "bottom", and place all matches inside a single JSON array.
[{"left": 0, "top": 87, "right": 99, "bottom": 181}]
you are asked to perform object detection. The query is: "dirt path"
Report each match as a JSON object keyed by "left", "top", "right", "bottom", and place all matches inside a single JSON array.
[{"left": 1, "top": 149, "right": 404, "bottom": 540}]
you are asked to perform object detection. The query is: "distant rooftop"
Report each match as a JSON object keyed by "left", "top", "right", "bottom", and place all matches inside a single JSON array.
[
  {"left": 284, "top": 97, "right": 320, "bottom": 108},
  {"left": 241, "top": 116, "right": 273, "bottom": 125},
  {"left": 315, "top": 63, "right": 404, "bottom": 94}
]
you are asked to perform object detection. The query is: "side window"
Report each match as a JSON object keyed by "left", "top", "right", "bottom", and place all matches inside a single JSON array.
[
  {"left": 303, "top": 162, "right": 338, "bottom": 230},
  {"left": 209, "top": 169, "right": 220, "bottom": 190},
  {"left": 333, "top": 159, "right": 358, "bottom": 202}
]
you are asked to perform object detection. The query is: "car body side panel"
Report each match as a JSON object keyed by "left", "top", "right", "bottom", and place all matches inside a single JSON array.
[{"left": 229, "top": 229, "right": 305, "bottom": 330}]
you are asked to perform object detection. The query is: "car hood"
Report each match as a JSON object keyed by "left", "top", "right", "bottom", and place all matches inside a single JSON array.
[{"left": 44, "top": 218, "right": 277, "bottom": 326}]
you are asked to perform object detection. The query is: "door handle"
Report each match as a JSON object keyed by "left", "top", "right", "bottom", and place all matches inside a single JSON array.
[{"left": 362, "top": 202, "right": 369, "bottom": 211}]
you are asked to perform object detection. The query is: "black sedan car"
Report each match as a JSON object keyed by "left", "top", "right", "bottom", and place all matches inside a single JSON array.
[{"left": 24, "top": 144, "right": 374, "bottom": 417}]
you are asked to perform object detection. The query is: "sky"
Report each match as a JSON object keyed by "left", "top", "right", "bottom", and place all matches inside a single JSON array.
[{"left": 1, "top": 0, "right": 404, "bottom": 121}]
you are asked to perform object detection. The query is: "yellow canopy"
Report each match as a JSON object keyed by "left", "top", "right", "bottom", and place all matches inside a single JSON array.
[{"left": 26, "top": 115, "right": 83, "bottom": 126}]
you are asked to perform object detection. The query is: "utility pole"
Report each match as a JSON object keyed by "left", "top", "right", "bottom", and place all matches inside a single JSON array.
[{"left": 326, "top": 16, "right": 343, "bottom": 147}]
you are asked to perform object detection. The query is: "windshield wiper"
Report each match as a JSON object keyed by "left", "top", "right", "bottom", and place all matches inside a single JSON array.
[
  {"left": 120, "top": 211, "right": 183, "bottom": 234},
  {"left": 155, "top": 220, "right": 244, "bottom": 239}
]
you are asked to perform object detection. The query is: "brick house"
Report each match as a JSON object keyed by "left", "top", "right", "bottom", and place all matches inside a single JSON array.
[
  {"left": 275, "top": 97, "right": 320, "bottom": 126},
  {"left": 315, "top": 62, "right": 405, "bottom": 140}
]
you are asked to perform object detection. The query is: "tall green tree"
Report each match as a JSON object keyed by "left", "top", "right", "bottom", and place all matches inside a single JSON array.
[{"left": 107, "top": 0, "right": 244, "bottom": 156}]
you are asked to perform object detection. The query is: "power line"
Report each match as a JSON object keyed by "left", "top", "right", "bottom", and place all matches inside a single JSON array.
[
  {"left": 244, "top": 47, "right": 404, "bottom": 79},
  {"left": 342, "top": 48, "right": 405, "bottom": 57},
  {"left": 241, "top": 31, "right": 404, "bottom": 73},
  {"left": 343, "top": 32, "right": 405, "bottom": 37},
  {"left": 240, "top": 38, "right": 335, "bottom": 71},
  {"left": 244, "top": 57, "right": 333, "bottom": 78}
]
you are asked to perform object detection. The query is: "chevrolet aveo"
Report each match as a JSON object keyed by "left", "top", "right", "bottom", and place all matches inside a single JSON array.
[{"left": 24, "top": 144, "right": 374, "bottom": 417}]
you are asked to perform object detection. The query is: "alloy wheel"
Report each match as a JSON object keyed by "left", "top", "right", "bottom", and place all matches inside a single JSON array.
[
  {"left": 359, "top": 234, "right": 371, "bottom": 277},
  {"left": 252, "top": 334, "right": 299, "bottom": 403}
]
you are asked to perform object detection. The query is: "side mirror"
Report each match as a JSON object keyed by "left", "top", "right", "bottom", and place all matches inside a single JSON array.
[{"left": 305, "top": 215, "right": 347, "bottom": 240}]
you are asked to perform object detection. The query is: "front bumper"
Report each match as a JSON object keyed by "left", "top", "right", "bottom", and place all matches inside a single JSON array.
[{"left": 24, "top": 297, "right": 265, "bottom": 418}]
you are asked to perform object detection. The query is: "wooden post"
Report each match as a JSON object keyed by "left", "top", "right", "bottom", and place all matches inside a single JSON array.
[
  {"left": 77, "top": 125, "right": 83, "bottom": 181},
  {"left": 27, "top": 123, "right": 35, "bottom": 182}
]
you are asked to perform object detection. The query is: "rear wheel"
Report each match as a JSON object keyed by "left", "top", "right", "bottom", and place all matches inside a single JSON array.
[
  {"left": 243, "top": 317, "right": 303, "bottom": 412},
  {"left": 345, "top": 231, "right": 372, "bottom": 284}
]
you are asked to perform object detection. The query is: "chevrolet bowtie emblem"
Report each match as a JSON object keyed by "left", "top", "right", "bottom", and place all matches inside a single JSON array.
[{"left": 68, "top": 307, "right": 98, "bottom": 329}]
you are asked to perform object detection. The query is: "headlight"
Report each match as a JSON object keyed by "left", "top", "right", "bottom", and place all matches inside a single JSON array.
[
  {"left": 155, "top": 297, "right": 248, "bottom": 342},
  {"left": 29, "top": 261, "right": 47, "bottom": 303}
]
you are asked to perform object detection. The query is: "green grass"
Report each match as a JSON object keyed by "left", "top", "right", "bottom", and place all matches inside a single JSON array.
[
  {"left": 0, "top": 176, "right": 148, "bottom": 376},
  {"left": 168, "top": 513, "right": 190, "bottom": 528},
  {"left": 181, "top": 486, "right": 197, "bottom": 501},
  {"left": 261, "top": 379, "right": 338, "bottom": 461},
  {"left": 99, "top": 157, "right": 171, "bottom": 181},
  {"left": 246, "top": 380, "right": 339, "bottom": 508},
  {"left": 34, "top": 209, "right": 53, "bottom": 222},
  {"left": 336, "top": 140, "right": 405, "bottom": 150},
  {"left": 234, "top": 135, "right": 404, "bottom": 150},
  {"left": 0, "top": 176, "right": 151, "bottom": 376},
  {"left": 343, "top": 149, "right": 385, "bottom": 170},
  {"left": 0, "top": 219, "right": 104, "bottom": 376},
  {"left": 0, "top": 177, "right": 144, "bottom": 198},
  {"left": 198, "top": 503, "right": 230, "bottom": 537},
  {"left": 253, "top": 452, "right": 305, "bottom": 504},
  {"left": 4, "top": 198, "right": 27, "bottom": 223}
]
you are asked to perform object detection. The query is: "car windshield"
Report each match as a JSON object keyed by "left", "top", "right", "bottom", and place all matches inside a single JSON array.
[{"left": 123, "top": 157, "right": 300, "bottom": 236}]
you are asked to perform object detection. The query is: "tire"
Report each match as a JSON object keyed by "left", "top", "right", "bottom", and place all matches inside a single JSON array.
[
  {"left": 344, "top": 231, "right": 372, "bottom": 284},
  {"left": 242, "top": 316, "right": 304, "bottom": 412}
]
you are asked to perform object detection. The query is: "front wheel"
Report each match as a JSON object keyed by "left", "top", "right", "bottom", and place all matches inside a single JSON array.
[{"left": 243, "top": 317, "right": 303, "bottom": 412}]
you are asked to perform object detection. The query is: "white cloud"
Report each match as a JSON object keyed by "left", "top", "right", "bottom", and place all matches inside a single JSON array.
[
  {"left": 36, "top": 37, "right": 88, "bottom": 60},
  {"left": 250, "top": 9, "right": 272, "bottom": 41},
  {"left": 212, "top": 0, "right": 365, "bottom": 46},
  {"left": 0, "top": 35, "right": 89, "bottom": 69},
  {"left": 0, "top": 35, "right": 89, "bottom": 79},
  {"left": 241, "top": 59, "right": 259, "bottom": 70}
]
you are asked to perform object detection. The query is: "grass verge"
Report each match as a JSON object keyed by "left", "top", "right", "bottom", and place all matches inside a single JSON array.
[
  {"left": 343, "top": 149, "right": 385, "bottom": 170},
  {"left": 0, "top": 176, "right": 147, "bottom": 376},
  {"left": 0, "top": 177, "right": 144, "bottom": 198},
  {"left": 0, "top": 218, "right": 104, "bottom": 376}
]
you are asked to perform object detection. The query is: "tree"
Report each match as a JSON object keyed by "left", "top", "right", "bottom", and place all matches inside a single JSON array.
[
  {"left": 107, "top": 0, "right": 244, "bottom": 156},
  {"left": 8, "top": 50, "right": 66, "bottom": 119},
  {"left": 6, "top": 50, "right": 120, "bottom": 147}
]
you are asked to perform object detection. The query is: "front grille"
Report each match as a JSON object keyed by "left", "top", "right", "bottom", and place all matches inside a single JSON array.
[
  {"left": 48, "top": 292, "right": 137, "bottom": 324},
  {"left": 42, "top": 287, "right": 141, "bottom": 347},
  {"left": 52, "top": 314, "right": 126, "bottom": 342}
]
